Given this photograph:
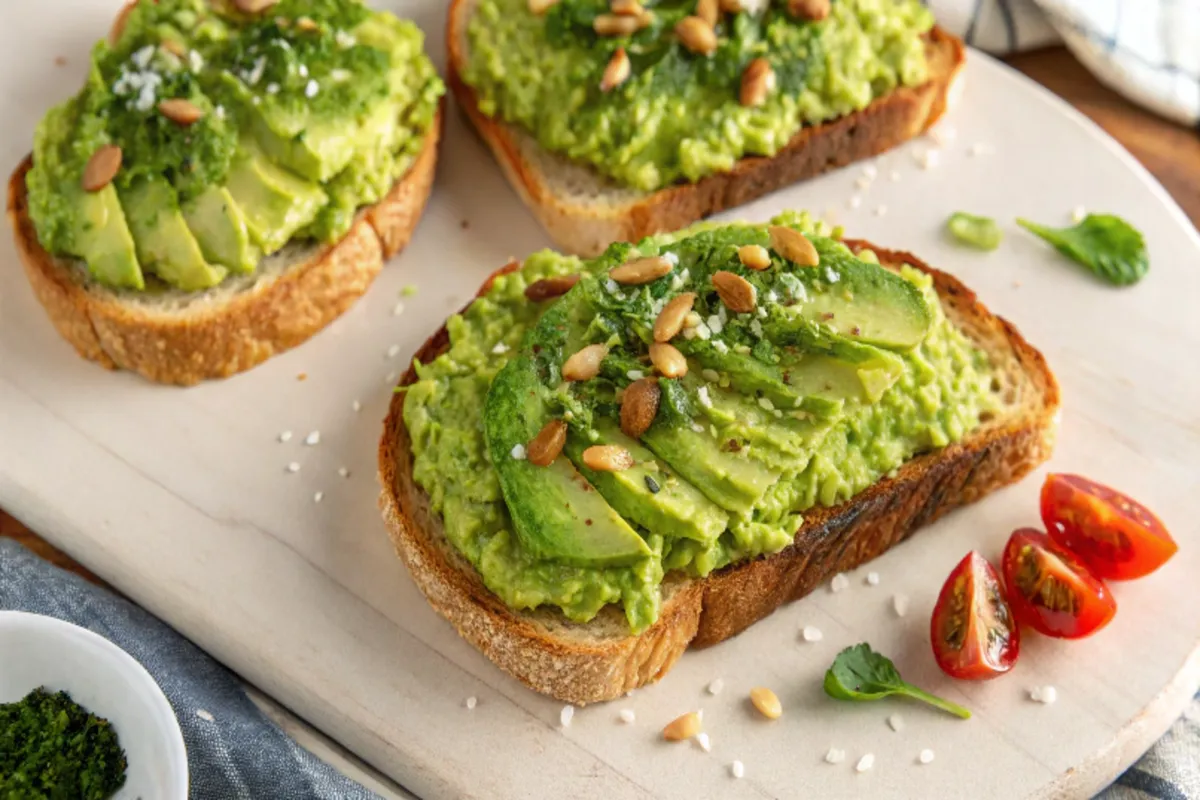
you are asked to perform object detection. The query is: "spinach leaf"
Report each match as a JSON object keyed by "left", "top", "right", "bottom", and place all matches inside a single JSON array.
[
  {"left": 1017, "top": 213, "right": 1148, "bottom": 286},
  {"left": 946, "top": 211, "right": 1002, "bottom": 251},
  {"left": 824, "top": 643, "right": 971, "bottom": 719}
]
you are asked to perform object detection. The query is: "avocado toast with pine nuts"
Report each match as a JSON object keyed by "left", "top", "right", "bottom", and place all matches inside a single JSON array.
[
  {"left": 447, "top": 0, "right": 964, "bottom": 254},
  {"left": 379, "top": 213, "right": 1059, "bottom": 704},
  {"left": 7, "top": 0, "right": 443, "bottom": 385}
]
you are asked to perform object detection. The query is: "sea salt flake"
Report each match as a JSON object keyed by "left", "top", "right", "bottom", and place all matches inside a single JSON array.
[
  {"left": 304, "top": 431, "right": 321, "bottom": 446},
  {"left": 386, "top": 344, "right": 401, "bottom": 358},
  {"left": 893, "top": 593, "right": 910, "bottom": 617},
  {"left": 465, "top": 696, "right": 477, "bottom": 710},
  {"left": 802, "top": 625, "right": 823, "bottom": 642},
  {"left": 825, "top": 747, "right": 845, "bottom": 764},
  {"left": 618, "top": 708, "right": 635, "bottom": 724},
  {"left": 730, "top": 760, "right": 744, "bottom": 779},
  {"left": 286, "top": 462, "right": 301, "bottom": 473},
  {"left": 695, "top": 732, "right": 712, "bottom": 752},
  {"left": 708, "top": 678, "right": 724, "bottom": 695},
  {"left": 196, "top": 709, "right": 215, "bottom": 722},
  {"left": 313, "top": 491, "right": 323, "bottom": 503},
  {"left": 830, "top": 573, "right": 849, "bottom": 592},
  {"left": 511, "top": 444, "right": 527, "bottom": 461},
  {"left": 866, "top": 571, "right": 880, "bottom": 586},
  {"left": 856, "top": 753, "right": 875, "bottom": 773},
  {"left": 560, "top": 705, "right": 575, "bottom": 727},
  {"left": 919, "top": 748, "right": 935, "bottom": 764},
  {"left": 278, "top": 430, "right": 293, "bottom": 443},
  {"left": 1030, "top": 685, "right": 1058, "bottom": 704},
  {"left": 887, "top": 713, "right": 904, "bottom": 732},
  {"left": 491, "top": 342, "right": 509, "bottom": 355}
]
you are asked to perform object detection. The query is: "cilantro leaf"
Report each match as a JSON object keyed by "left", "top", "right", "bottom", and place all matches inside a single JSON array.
[
  {"left": 1017, "top": 213, "right": 1148, "bottom": 286},
  {"left": 824, "top": 643, "right": 971, "bottom": 719}
]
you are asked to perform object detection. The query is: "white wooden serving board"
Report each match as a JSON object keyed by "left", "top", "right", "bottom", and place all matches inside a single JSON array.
[{"left": 2, "top": 3, "right": 1199, "bottom": 798}]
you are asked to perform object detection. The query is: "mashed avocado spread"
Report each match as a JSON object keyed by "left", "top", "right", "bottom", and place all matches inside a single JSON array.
[
  {"left": 403, "top": 212, "right": 997, "bottom": 633},
  {"left": 462, "top": 0, "right": 934, "bottom": 191},
  {"left": 26, "top": 0, "right": 442, "bottom": 292}
]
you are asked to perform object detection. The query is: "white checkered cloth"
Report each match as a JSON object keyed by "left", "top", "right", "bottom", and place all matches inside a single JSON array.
[{"left": 931, "top": 0, "right": 1200, "bottom": 126}]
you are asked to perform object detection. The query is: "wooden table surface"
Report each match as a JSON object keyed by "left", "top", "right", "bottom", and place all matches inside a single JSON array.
[{"left": 2, "top": 44, "right": 1198, "bottom": 792}]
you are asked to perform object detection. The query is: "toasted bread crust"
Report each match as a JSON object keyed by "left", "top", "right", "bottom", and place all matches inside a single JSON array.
[
  {"left": 378, "top": 243, "right": 1060, "bottom": 705},
  {"left": 6, "top": 108, "right": 442, "bottom": 386},
  {"left": 446, "top": 2, "right": 965, "bottom": 255}
]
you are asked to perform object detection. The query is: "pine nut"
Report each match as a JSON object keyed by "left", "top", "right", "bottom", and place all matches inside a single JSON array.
[
  {"left": 620, "top": 378, "right": 661, "bottom": 438},
  {"left": 528, "top": 0, "right": 558, "bottom": 13},
  {"left": 601, "top": 48, "right": 631, "bottom": 92},
  {"left": 594, "top": 13, "right": 642, "bottom": 36},
  {"left": 649, "top": 343, "right": 688, "bottom": 378},
  {"left": 750, "top": 687, "right": 782, "bottom": 720},
  {"left": 696, "top": 0, "right": 719, "bottom": 27},
  {"left": 610, "top": 255, "right": 673, "bottom": 285},
  {"left": 739, "top": 57, "right": 776, "bottom": 107},
  {"left": 653, "top": 292, "right": 697, "bottom": 342},
  {"left": 737, "top": 244, "right": 771, "bottom": 270},
  {"left": 525, "top": 274, "right": 580, "bottom": 301},
  {"left": 81, "top": 145, "right": 122, "bottom": 192},
  {"left": 158, "top": 98, "right": 204, "bottom": 126},
  {"left": 675, "top": 16, "right": 717, "bottom": 55},
  {"left": 527, "top": 420, "right": 568, "bottom": 467},
  {"left": 582, "top": 445, "right": 635, "bottom": 472},
  {"left": 562, "top": 344, "right": 608, "bottom": 381},
  {"left": 787, "top": 0, "right": 830, "bottom": 21},
  {"left": 662, "top": 711, "right": 702, "bottom": 741},
  {"left": 712, "top": 270, "right": 756, "bottom": 313},
  {"left": 768, "top": 225, "right": 820, "bottom": 266},
  {"left": 610, "top": 0, "right": 643, "bottom": 15}
]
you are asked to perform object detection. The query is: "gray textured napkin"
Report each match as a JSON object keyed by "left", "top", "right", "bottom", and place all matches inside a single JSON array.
[{"left": 0, "top": 539, "right": 379, "bottom": 800}]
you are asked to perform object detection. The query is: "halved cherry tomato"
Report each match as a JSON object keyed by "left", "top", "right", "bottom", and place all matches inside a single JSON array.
[
  {"left": 1002, "top": 528, "right": 1116, "bottom": 639},
  {"left": 931, "top": 551, "right": 1020, "bottom": 680},
  {"left": 1041, "top": 474, "right": 1177, "bottom": 580}
]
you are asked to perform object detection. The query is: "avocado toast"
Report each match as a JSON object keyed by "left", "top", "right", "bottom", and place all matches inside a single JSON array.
[
  {"left": 7, "top": 0, "right": 443, "bottom": 385},
  {"left": 448, "top": 0, "right": 964, "bottom": 255},
  {"left": 379, "top": 214, "right": 1059, "bottom": 704}
]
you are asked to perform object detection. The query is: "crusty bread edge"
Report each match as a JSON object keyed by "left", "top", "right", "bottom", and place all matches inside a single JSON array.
[
  {"left": 377, "top": 243, "right": 1061, "bottom": 705},
  {"left": 446, "top": 1, "right": 966, "bottom": 255},
  {"left": 5, "top": 107, "right": 442, "bottom": 386}
]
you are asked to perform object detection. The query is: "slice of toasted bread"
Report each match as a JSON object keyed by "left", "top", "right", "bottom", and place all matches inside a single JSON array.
[
  {"left": 447, "top": 0, "right": 965, "bottom": 255},
  {"left": 378, "top": 241, "right": 1059, "bottom": 705},
  {"left": 6, "top": 107, "right": 442, "bottom": 386}
]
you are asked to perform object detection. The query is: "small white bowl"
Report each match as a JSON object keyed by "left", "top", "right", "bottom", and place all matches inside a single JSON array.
[{"left": 0, "top": 610, "right": 188, "bottom": 799}]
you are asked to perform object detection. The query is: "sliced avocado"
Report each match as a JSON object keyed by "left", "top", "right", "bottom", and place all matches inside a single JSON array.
[
  {"left": 693, "top": 380, "right": 835, "bottom": 472},
  {"left": 486, "top": 353, "right": 652, "bottom": 567},
  {"left": 217, "top": 73, "right": 366, "bottom": 183},
  {"left": 119, "top": 177, "right": 227, "bottom": 290},
  {"left": 677, "top": 340, "right": 841, "bottom": 419},
  {"left": 641, "top": 419, "right": 779, "bottom": 517},
  {"left": 782, "top": 242, "right": 933, "bottom": 350},
  {"left": 248, "top": 113, "right": 358, "bottom": 184},
  {"left": 72, "top": 184, "right": 144, "bottom": 290},
  {"left": 567, "top": 419, "right": 729, "bottom": 545},
  {"left": 224, "top": 138, "right": 328, "bottom": 254},
  {"left": 182, "top": 185, "right": 259, "bottom": 273}
]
